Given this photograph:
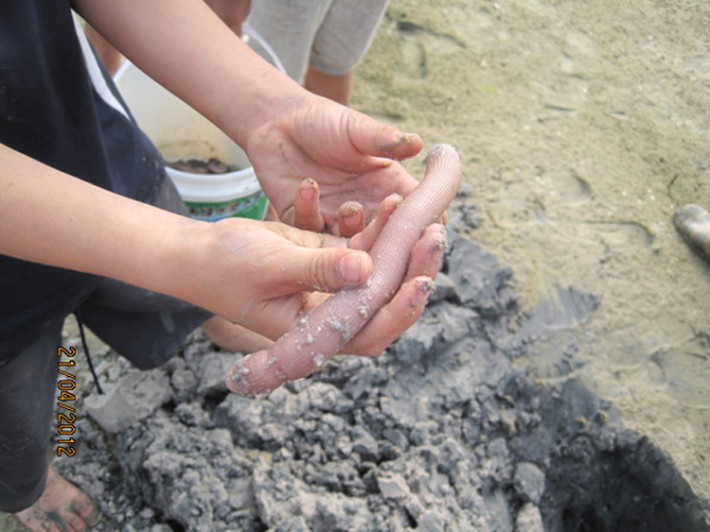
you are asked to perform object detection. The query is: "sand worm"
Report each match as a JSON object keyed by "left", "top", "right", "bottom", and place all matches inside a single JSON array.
[{"left": 226, "top": 144, "right": 462, "bottom": 395}]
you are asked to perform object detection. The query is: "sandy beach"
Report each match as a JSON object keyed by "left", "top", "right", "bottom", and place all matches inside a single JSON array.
[{"left": 354, "top": 0, "right": 709, "bottom": 506}]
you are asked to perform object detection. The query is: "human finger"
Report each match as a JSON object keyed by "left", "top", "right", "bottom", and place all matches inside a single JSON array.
[
  {"left": 279, "top": 246, "right": 373, "bottom": 293},
  {"left": 213, "top": 219, "right": 371, "bottom": 295},
  {"left": 221, "top": 244, "right": 372, "bottom": 341},
  {"left": 344, "top": 110, "right": 423, "bottom": 161},
  {"left": 228, "top": 276, "right": 435, "bottom": 395},
  {"left": 339, "top": 225, "right": 447, "bottom": 355},
  {"left": 336, "top": 201, "right": 365, "bottom": 238},
  {"left": 342, "top": 275, "right": 435, "bottom": 356},
  {"left": 402, "top": 223, "right": 447, "bottom": 283},
  {"left": 293, "top": 178, "right": 325, "bottom": 232}
]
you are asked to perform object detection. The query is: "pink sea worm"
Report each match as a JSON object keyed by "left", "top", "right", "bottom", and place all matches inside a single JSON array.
[{"left": 226, "top": 144, "right": 462, "bottom": 395}]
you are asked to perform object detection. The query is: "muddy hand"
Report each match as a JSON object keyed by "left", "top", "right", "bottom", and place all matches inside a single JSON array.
[
  {"left": 247, "top": 97, "right": 423, "bottom": 234},
  {"left": 290, "top": 177, "right": 367, "bottom": 237}
]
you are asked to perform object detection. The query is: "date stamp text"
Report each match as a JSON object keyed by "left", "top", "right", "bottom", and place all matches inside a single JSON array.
[{"left": 56, "top": 345, "right": 78, "bottom": 457}]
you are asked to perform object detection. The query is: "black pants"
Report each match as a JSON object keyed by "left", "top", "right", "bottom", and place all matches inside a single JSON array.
[{"left": 0, "top": 178, "right": 211, "bottom": 512}]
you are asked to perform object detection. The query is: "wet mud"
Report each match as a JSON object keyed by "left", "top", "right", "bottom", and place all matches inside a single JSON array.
[
  {"left": 167, "top": 158, "right": 239, "bottom": 175},
  {"left": 53, "top": 206, "right": 708, "bottom": 531},
  {"left": 355, "top": 0, "right": 710, "bottom": 520}
]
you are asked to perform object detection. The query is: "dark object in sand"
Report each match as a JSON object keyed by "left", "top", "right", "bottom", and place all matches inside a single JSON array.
[
  {"left": 167, "top": 157, "right": 238, "bottom": 174},
  {"left": 674, "top": 204, "right": 710, "bottom": 262}
]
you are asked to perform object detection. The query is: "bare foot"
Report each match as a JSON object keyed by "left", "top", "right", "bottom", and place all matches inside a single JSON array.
[
  {"left": 202, "top": 315, "right": 273, "bottom": 353},
  {"left": 14, "top": 467, "right": 100, "bottom": 532}
]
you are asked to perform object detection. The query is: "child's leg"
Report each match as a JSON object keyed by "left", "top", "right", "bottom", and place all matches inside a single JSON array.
[
  {"left": 304, "top": 67, "right": 354, "bottom": 106},
  {"left": 307, "top": 0, "right": 389, "bottom": 105},
  {"left": 0, "top": 319, "right": 99, "bottom": 531},
  {"left": 0, "top": 321, "right": 62, "bottom": 513},
  {"left": 247, "top": 0, "right": 332, "bottom": 83}
]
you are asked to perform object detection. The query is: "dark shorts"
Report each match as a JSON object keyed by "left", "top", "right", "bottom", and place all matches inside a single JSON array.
[
  {"left": 0, "top": 178, "right": 211, "bottom": 512},
  {"left": 74, "top": 180, "right": 212, "bottom": 371}
]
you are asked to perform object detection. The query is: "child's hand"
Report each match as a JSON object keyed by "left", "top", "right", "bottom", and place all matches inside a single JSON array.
[
  {"left": 246, "top": 97, "right": 423, "bottom": 236},
  {"left": 191, "top": 197, "right": 443, "bottom": 355}
]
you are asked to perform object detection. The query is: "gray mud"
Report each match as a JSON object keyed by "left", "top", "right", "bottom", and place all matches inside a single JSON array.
[
  {"left": 53, "top": 206, "right": 708, "bottom": 531},
  {"left": 357, "top": 0, "right": 710, "bottom": 519}
]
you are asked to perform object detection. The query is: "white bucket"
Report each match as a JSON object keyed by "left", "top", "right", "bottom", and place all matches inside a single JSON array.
[{"left": 113, "top": 26, "right": 282, "bottom": 221}]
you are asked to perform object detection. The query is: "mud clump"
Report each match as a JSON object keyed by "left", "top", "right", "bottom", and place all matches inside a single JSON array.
[
  {"left": 57, "top": 206, "right": 709, "bottom": 532},
  {"left": 167, "top": 157, "right": 239, "bottom": 174}
]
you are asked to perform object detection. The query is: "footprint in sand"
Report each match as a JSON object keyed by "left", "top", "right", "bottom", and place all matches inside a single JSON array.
[{"left": 393, "top": 20, "right": 466, "bottom": 81}]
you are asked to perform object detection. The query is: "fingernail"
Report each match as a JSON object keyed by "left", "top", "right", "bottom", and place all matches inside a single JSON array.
[
  {"left": 299, "top": 179, "right": 317, "bottom": 201},
  {"left": 339, "top": 253, "right": 366, "bottom": 283},
  {"left": 378, "top": 133, "right": 420, "bottom": 159},
  {"left": 419, "top": 278, "right": 436, "bottom": 297},
  {"left": 339, "top": 202, "right": 362, "bottom": 218},
  {"left": 399, "top": 132, "right": 420, "bottom": 144},
  {"left": 434, "top": 225, "right": 448, "bottom": 252},
  {"left": 226, "top": 359, "right": 253, "bottom": 395}
]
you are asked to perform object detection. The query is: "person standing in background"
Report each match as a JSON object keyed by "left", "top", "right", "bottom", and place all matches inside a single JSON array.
[
  {"left": 86, "top": 0, "right": 389, "bottom": 107},
  {"left": 247, "top": 0, "right": 390, "bottom": 105}
]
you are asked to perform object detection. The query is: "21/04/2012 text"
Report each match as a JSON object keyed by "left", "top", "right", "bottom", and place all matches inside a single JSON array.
[{"left": 56, "top": 345, "right": 78, "bottom": 457}]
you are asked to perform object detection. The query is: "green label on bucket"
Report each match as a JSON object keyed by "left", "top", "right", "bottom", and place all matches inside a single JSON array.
[{"left": 184, "top": 190, "right": 269, "bottom": 222}]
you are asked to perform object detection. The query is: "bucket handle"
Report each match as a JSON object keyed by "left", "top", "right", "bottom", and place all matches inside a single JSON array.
[{"left": 242, "top": 24, "right": 287, "bottom": 74}]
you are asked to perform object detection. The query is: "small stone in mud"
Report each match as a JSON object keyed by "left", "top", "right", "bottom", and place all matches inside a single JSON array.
[
  {"left": 513, "top": 462, "right": 546, "bottom": 504},
  {"left": 515, "top": 503, "right": 545, "bottom": 532},
  {"left": 85, "top": 368, "right": 172, "bottom": 433},
  {"left": 377, "top": 473, "right": 410, "bottom": 500},
  {"left": 351, "top": 426, "right": 379, "bottom": 461}
]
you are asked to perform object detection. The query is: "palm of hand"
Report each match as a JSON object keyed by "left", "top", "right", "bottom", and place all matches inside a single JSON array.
[{"left": 245, "top": 99, "right": 422, "bottom": 234}]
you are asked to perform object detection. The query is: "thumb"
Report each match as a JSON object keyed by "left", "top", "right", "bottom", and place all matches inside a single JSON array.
[
  {"left": 345, "top": 111, "right": 423, "bottom": 161},
  {"left": 297, "top": 248, "right": 373, "bottom": 293}
]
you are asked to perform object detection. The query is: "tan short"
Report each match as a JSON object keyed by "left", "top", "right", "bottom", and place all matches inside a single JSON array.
[{"left": 247, "top": 0, "right": 389, "bottom": 82}]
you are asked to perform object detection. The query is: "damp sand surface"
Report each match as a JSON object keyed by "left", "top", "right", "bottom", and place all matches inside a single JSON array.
[{"left": 354, "top": 0, "right": 709, "bottom": 505}]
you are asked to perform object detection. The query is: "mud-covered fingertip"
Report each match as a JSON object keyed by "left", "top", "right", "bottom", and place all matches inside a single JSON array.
[
  {"left": 379, "top": 132, "right": 423, "bottom": 160},
  {"left": 406, "top": 277, "right": 436, "bottom": 313},
  {"left": 337, "top": 201, "right": 366, "bottom": 238},
  {"left": 417, "top": 276, "right": 437, "bottom": 296},
  {"left": 225, "top": 358, "right": 254, "bottom": 395},
  {"left": 338, "top": 201, "right": 364, "bottom": 219},
  {"left": 427, "top": 223, "right": 449, "bottom": 253},
  {"left": 298, "top": 178, "right": 319, "bottom": 201},
  {"left": 399, "top": 132, "right": 422, "bottom": 145},
  {"left": 380, "top": 193, "right": 404, "bottom": 213}
]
